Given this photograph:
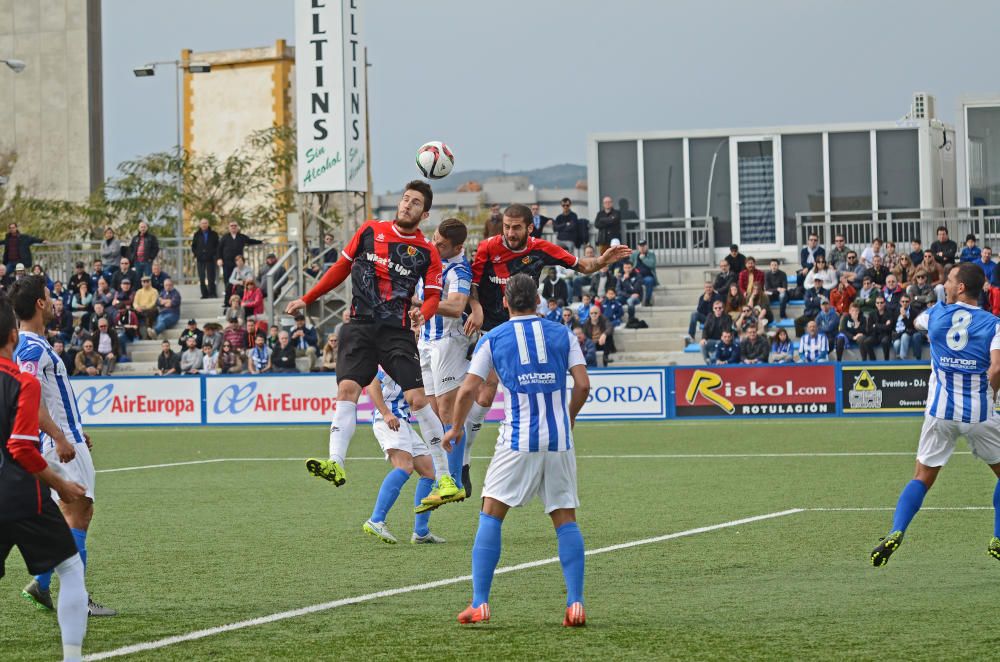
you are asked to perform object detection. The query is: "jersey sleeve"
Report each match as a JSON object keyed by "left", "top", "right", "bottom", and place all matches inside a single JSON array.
[
  {"left": 16, "top": 341, "right": 44, "bottom": 378},
  {"left": 915, "top": 308, "right": 932, "bottom": 331},
  {"left": 991, "top": 322, "right": 1000, "bottom": 353},
  {"left": 7, "top": 373, "right": 44, "bottom": 474},
  {"left": 468, "top": 337, "right": 494, "bottom": 379},
  {"left": 566, "top": 329, "right": 586, "bottom": 369},
  {"left": 340, "top": 220, "right": 372, "bottom": 262},
  {"left": 423, "top": 244, "right": 443, "bottom": 292},
  {"left": 448, "top": 264, "right": 472, "bottom": 296},
  {"left": 471, "top": 240, "right": 490, "bottom": 286},
  {"left": 538, "top": 240, "right": 579, "bottom": 269}
]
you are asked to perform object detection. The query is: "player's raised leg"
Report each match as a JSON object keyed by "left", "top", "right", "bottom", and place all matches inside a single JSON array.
[
  {"left": 872, "top": 454, "right": 942, "bottom": 566},
  {"left": 308, "top": 377, "right": 362, "bottom": 486}
]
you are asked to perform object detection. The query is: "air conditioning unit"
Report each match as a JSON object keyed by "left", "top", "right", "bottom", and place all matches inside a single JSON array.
[{"left": 912, "top": 92, "right": 936, "bottom": 120}]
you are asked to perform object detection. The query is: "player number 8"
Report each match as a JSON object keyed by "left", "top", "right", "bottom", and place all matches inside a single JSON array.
[{"left": 946, "top": 310, "right": 971, "bottom": 351}]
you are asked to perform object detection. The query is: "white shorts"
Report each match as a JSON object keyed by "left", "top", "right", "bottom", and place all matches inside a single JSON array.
[
  {"left": 481, "top": 445, "right": 579, "bottom": 514},
  {"left": 916, "top": 415, "right": 1000, "bottom": 467},
  {"left": 373, "top": 419, "right": 429, "bottom": 459},
  {"left": 420, "top": 336, "right": 470, "bottom": 397},
  {"left": 42, "top": 438, "right": 96, "bottom": 502}
]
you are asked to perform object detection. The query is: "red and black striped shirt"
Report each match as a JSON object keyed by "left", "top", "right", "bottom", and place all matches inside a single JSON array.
[{"left": 0, "top": 355, "right": 45, "bottom": 522}]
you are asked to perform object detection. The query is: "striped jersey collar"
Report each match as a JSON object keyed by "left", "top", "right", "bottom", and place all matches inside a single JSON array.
[{"left": 508, "top": 314, "right": 538, "bottom": 321}]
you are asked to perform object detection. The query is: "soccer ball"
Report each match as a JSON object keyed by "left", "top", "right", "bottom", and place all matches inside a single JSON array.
[{"left": 416, "top": 141, "right": 455, "bottom": 179}]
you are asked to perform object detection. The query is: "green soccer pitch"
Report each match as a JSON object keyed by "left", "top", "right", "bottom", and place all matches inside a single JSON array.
[{"left": 4, "top": 419, "right": 1000, "bottom": 660}]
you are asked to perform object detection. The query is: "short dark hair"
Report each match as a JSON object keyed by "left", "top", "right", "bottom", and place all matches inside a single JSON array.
[
  {"left": 436, "top": 218, "right": 467, "bottom": 246},
  {"left": 9, "top": 275, "right": 48, "bottom": 321},
  {"left": 954, "top": 262, "right": 986, "bottom": 299},
  {"left": 504, "top": 204, "right": 533, "bottom": 227},
  {"left": 405, "top": 180, "right": 433, "bottom": 212},
  {"left": 0, "top": 294, "right": 16, "bottom": 350},
  {"left": 561, "top": 197, "right": 571, "bottom": 204},
  {"left": 504, "top": 273, "right": 538, "bottom": 312}
]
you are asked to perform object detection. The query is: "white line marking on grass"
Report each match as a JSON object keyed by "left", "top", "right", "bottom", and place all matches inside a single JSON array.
[
  {"left": 808, "top": 506, "right": 992, "bottom": 511},
  {"left": 82, "top": 508, "right": 803, "bottom": 660}
]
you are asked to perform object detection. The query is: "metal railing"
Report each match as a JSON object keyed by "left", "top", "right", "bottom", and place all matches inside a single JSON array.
[
  {"left": 265, "top": 245, "right": 301, "bottom": 328},
  {"left": 622, "top": 217, "right": 715, "bottom": 266},
  {"left": 794, "top": 208, "right": 1000, "bottom": 252}
]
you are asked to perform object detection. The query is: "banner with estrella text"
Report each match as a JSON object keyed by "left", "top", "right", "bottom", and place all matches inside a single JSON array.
[{"left": 673, "top": 365, "right": 837, "bottom": 417}]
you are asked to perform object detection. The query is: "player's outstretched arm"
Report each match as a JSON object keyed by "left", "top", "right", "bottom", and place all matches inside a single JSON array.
[
  {"left": 436, "top": 289, "right": 469, "bottom": 319},
  {"left": 576, "top": 244, "right": 633, "bottom": 274},
  {"left": 568, "top": 364, "right": 590, "bottom": 428}
]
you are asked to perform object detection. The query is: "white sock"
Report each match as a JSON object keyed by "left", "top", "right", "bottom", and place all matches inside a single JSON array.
[
  {"left": 328, "top": 401, "right": 357, "bottom": 467},
  {"left": 54, "top": 554, "right": 87, "bottom": 661},
  {"left": 463, "top": 402, "right": 490, "bottom": 465},
  {"left": 411, "top": 404, "right": 448, "bottom": 479}
]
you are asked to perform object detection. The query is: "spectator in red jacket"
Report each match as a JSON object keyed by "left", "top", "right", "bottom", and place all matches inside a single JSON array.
[{"left": 241, "top": 278, "right": 264, "bottom": 319}]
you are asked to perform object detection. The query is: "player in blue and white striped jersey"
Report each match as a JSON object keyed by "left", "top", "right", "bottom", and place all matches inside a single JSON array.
[
  {"left": 10, "top": 276, "right": 116, "bottom": 616},
  {"left": 362, "top": 368, "right": 445, "bottom": 545},
  {"left": 872, "top": 263, "right": 1000, "bottom": 566},
  {"left": 415, "top": 218, "right": 476, "bottom": 508},
  {"left": 443, "top": 273, "right": 591, "bottom": 626}
]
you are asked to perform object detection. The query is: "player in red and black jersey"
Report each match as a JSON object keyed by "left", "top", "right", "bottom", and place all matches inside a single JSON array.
[
  {"left": 457, "top": 203, "right": 631, "bottom": 489},
  {"left": 0, "top": 295, "right": 90, "bottom": 661},
  {"left": 286, "top": 181, "right": 461, "bottom": 502}
]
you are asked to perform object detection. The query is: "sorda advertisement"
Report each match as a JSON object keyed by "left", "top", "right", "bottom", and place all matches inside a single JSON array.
[{"left": 674, "top": 365, "right": 837, "bottom": 417}]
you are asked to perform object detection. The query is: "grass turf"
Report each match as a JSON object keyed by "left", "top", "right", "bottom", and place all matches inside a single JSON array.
[{"left": 3, "top": 419, "right": 1000, "bottom": 660}]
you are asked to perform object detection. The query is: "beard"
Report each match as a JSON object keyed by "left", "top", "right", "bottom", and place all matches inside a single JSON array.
[{"left": 395, "top": 215, "right": 420, "bottom": 231}]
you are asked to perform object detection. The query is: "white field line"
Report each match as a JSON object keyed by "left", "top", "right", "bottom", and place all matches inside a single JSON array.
[
  {"left": 808, "top": 506, "right": 992, "bottom": 511},
  {"left": 82, "top": 508, "right": 803, "bottom": 661},
  {"left": 95, "top": 451, "right": 951, "bottom": 474}
]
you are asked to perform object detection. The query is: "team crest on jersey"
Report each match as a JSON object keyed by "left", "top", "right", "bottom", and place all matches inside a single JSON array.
[
  {"left": 521, "top": 256, "right": 532, "bottom": 264},
  {"left": 493, "top": 256, "right": 502, "bottom": 263},
  {"left": 21, "top": 361, "right": 37, "bottom": 375},
  {"left": 375, "top": 233, "right": 385, "bottom": 241},
  {"left": 406, "top": 245, "right": 417, "bottom": 256}
]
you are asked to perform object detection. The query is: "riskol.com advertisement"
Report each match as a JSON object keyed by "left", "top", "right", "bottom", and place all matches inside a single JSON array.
[{"left": 673, "top": 365, "right": 837, "bottom": 417}]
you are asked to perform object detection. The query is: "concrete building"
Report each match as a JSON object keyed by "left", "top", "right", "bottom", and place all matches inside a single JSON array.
[
  {"left": 957, "top": 96, "right": 1000, "bottom": 209},
  {"left": 0, "top": 0, "right": 103, "bottom": 201}
]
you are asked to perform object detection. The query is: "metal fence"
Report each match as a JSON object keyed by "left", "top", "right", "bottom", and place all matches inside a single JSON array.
[{"left": 622, "top": 217, "right": 715, "bottom": 266}]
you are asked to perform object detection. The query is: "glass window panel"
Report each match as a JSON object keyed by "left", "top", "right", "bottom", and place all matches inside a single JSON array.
[
  {"left": 643, "top": 139, "right": 685, "bottom": 218},
  {"left": 597, "top": 141, "right": 639, "bottom": 222},
  {"left": 781, "top": 133, "right": 824, "bottom": 246},
  {"left": 829, "top": 131, "right": 872, "bottom": 214},
  {"left": 736, "top": 140, "right": 776, "bottom": 244},
  {"left": 689, "top": 137, "right": 732, "bottom": 247},
  {"left": 968, "top": 106, "right": 1000, "bottom": 208},
  {"left": 876, "top": 130, "right": 919, "bottom": 210}
]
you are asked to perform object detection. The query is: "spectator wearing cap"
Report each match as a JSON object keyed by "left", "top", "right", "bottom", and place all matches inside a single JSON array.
[
  {"left": 156, "top": 340, "right": 180, "bottom": 376},
  {"left": 241, "top": 278, "right": 264, "bottom": 319},
  {"left": 112, "top": 277, "right": 134, "bottom": 311},
  {"left": 68, "top": 261, "right": 90, "bottom": 293},
  {"left": 271, "top": 331, "right": 298, "bottom": 373},
  {"left": 12, "top": 263, "right": 26, "bottom": 282},
  {"left": 133, "top": 275, "right": 160, "bottom": 338},
  {"left": 128, "top": 220, "right": 160, "bottom": 278},
  {"left": 258, "top": 252, "right": 286, "bottom": 298},
  {"left": 112, "top": 256, "right": 138, "bottom": 290},
  {"left": 960, "top": 234, "right": 980, "bottom": 263},
  {"left": 149, "top": 261, "right": 170, "bottom": 292},
  {"left": 191, "top": 216, "right": 221, "bottom": 299},
  {"left": 2, "top": 222, "right": 44, "bottom": 274},
  {"left": 630, "top": 239, "right": 658, "bottom": 306},
  {"left": 177, "top": 319, "right": 204, "bottom": 350},
  {"left": 289, "top": 313, "right": 318, "bottom": 370},
  {"left": 154, "top": 278, "right": 182, "bottom": 335},
  {"left": 815, "top": 299, "right": 840, "bottom": 347}
]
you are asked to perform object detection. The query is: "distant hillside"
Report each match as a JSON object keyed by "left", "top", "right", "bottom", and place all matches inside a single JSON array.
[{"left": 433, "top": 163, "right": 586, "bottom": 192}]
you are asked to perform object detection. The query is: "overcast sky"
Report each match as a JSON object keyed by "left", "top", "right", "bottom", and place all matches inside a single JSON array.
[{"left": 103, "top": 0, "right": 996, "bottom": 192}]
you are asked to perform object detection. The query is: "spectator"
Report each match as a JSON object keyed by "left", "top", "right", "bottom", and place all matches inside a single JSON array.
[
  {"left": 222, "top": 319, "right": 247, "bottom": 354},
  {"left": 334, "top": 308, "right": 350, "bottom": 338},
  {"left": 574, "top": 212, "right": 590, "bottom": 253},
  {"left": 153, "top": 278, "right": 182, "bottom": 335},
  {"left": 30, "top": 264, "right": 53, "bottom": 291},
  {"left": 179, "top": 336, "right": 203, "bottom": 374},
  {"left": 67, "top": 261, "right": 89, "bottom": 293},
  {"left": 128, "top": 220, "right": 160, "bottom": 278},
  {"left": 225, "top": 294, "right": 244, "bottom": 326},
  {"left": 797, "top": 320, "right": 829, "bottom": 362},
  {"left": 794, "top": 280, "right": 827, "bottom": 337},
  {"left": 241, "top": 278, "right": 264, "bottom": 320},
  {"left": 908, "top": 239, "right": 924, "bottom": 267},
  {"left": 630, "top": 239, "right": 657, "bottom": 306},
  {"left": 740, "top": 325, "right": 769, "bottom": 364},
  {"left": 217, "top": 221, "right": 263, "bottom": 287},
  {"left": 66, "top": 325, "right": 88, "bottom": 369},
  {"left": 112, "top": 257, "right": 138, "bottom": 291},
  {"left": 316, "top": 233, "right": 338, "bottom": 266},
  {"left": 976, "top": 247, "right": 996, "bottom": 283},
  {"left": 218, "top": 340, "right": 244, "bottom": 374},
  {"left": 686, "top": 282, "right": 720, "bottom": 344},
  {"left": 724, "top": 244, "right": 747, "bottom": 275},
  {"left": 906, "top": 270, "right": 936, "bottom": 316},
  {"left": 861, "top": 297, "right": 893, "bottom": 361},
  {"left": 724, "top": 283, "right": 745, "bottom": 321},
  {"left": 156, "top": 340, "right": 179, "bottom": 376},
  {"left": 74, "top": 339, "right": 102, "bottom": 376},
  {"left": 593, "top": 196, "right": 622, "bottom": 254},
  {"left": 830, "top": 275, "right": 857, "bottom": 315},
  {"left": 738, "top": 256, "right": 765, "bottom": 296},
  {"left": 883, "top": 240, "right": 901, "bottom": 272},
  {"left": 0, "top": 264, "right": 9, "bottom": 290},
  {"left": 247, "top": 335, "right": 272, "bottom": 374},
  {"left": 100, "top": 227, "right": 123, "bottom": 270},
  {"left": 860, "top": 237, "right": 884, "bottom": 268},
  {"left": 528, "top": 203, "right": 552, "bottom": 239},
  {"left": 712, "top": 329, "right": 741, "bottom": 365},
  {"left": 50, "top": 281, "right": 70, "bottom": 310},
  {"left": 271, "top": 331, "right": 298, "bottom": 373},
  {"left": 863, "top": 254, "right": 890, "bottom": 287},
  {"left": 246, "top": 318, "right": 265, "bottom": 346},
  {"left": 959, "top": 233, "right": 979, "bottom": 263},
  {"left": 841, "top": 251, "right": 866, "bottom": 287},
  {"left": 544, "top": 299, "right": 562, "bottom": 322},
  {"left": 191, "top": 216, "right": 221, "bottom": 298},
  {"left": 93, "top": 318, "right": 120, "bottom": 375},
  {"left": 113, "top": 302, "right": 140, "bottom": 351},
  {"left": 46, "top": 300, "right": 72, "bottom": 344},
  {"left": 930, "top": 226, "right": 957, "bottom": 265},
  {"left": 856, "top": 275, "right": 880, "bottom": 316},
  {"left": 700, "top": 300, "right": 732, "bottom": 364},
  {"left": 112, "top": 278, "right": 134, "bottom": 311},
  {"left": 570, "top": 246, "right": 597, "bottom": 301},
  {"left": 149, "top": 261, "right": 170, "bottom": 292},
  {"left": 177, "top": 319, "right": 204, "bottom": 349},
  {"left": 804, "top": 255, "right": 838, "bottom": 291},
  {"left": 582, "top": 307, "right": 616, "bottom": 366},
  {"left": 552, "top": 198, "right": 578, "bottom": 253},
  {"left": 483, "top": 204, "right": 503, "bottom": 239},
  {"left": 541, "top": 267, "right": 569, "bottom": 306},
  {"left": 94, "top": 277, "right": 114, "bottom": 309},
  {"left": 713, "top": 259, "right": 737, "bottom": 297},
  {"left": 892, "top": 295, "right": 924, "bottom": 360},
  {"left": 893, "top": 254, "right": 915, "bottom": 287},
  {"left": 320, "top": 332, "right": 338, "bottom": 373},
  {"left": 764, "top": 259, "right": 789, "bottom": 319},
  {"left": 797, "top": 233, "right": 825, "bottom": 291},
  {"left": 199, "top": 344, "right": 219, "bottom": 375},
  {"left": 918, "top": 250, "right": 944, "bottom": 284},
  {"left": 828, "top": 234, "right": 850, "bottom": 271},
  {"left": 50, "top": 339, "right": 70, "bottom": 373},
  {"left": 616, "top": 262, "right": 643, "bottom": 321},
  {"left": 602, "top": 288, "right": 624, "bottom": 328},
  {"left": 201, "top": 323, "right": 223, "bottom": 354},
  {"left": 770, "top": 328, "right": 793, "bottom": 364},
  {"left": 815, "top": 299, "right": 840, "bottom": 346},
  {"left": 267, "top": 325, "right": 280, "bottom": 351},
  {"left": 881, "top": 274, "right": 904, "bottom": 317},
  {"left": 835, "top": 303, "right": 866, "bottom": 362},
  {"left": 560, "top": 307, "right": 578, "bottom": 330},
  {"left": 81, "top": 301, "right": 110, "bottom": 336},
  {"left": 132, "top": 275, "right": 159, "bottom": 338},
  {"left": 88, "top": 260, "right": 107, "bottom": 292},
  {"left": 11, "top": 263, "right": 25, "bottom": 282},
  {"left": 589, "top": 266, "right": 612, "bottom": 304},
  {"left": 576, "top": 294, "right": 594, "bottom": 321},
  {"left": 227, "top": 254, "right": 254, "bottom": 304},
  {"left": 289, "top": 313, "right": 318, "bottom": 369},
  {"left": 573, "top": 327, "right": 598, "bottom": 367},
  {"left": 70, "top": 281, "right": 93, "bottom": 316},
  {"left": 734, "top": 304, "right": 766, "bottom": 336},
  {"left": 2, "top": 222, "right": 43, "bottom": 273},
  {"left": 258, "top": 253, "right": 286, "bottom": 298}
]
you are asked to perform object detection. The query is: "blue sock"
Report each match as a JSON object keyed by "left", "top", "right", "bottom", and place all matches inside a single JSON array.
[
  {"left": 471, "top": 513, "right": 503, "bottom": 608},
  {"left": 370, "top": 468, "right": 410, "bottom": 523},
  {"left": 35, "top": 570, "right": 52, "bottom": 591},
  {"left": 446, "top": 425, "right": 466, "bottom": 489},
  {"left": 556, "top": 522, "right": 585, "bottom": 606},
  {"left": 413, "top": 477, "right": 434, "bottom": 537},
  {"left": 890, "top": 479, "right": 929, "bottom": 534},
  {"left": 993, "top": 479, "right": 1000, "bottom": 538},
  {"left": 70, "top": 528, "right": 87, "bottom": 568}
]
